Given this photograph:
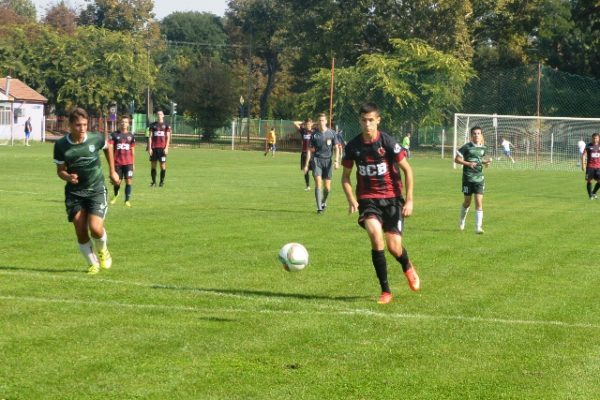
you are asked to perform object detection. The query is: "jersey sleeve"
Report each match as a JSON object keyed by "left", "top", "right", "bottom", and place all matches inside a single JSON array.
[
  {"left": 53, "top": 141, "right": 65, "bottom": 165},
  {"left": 341, "top": 140, "right": 355, "bottom": 168}
]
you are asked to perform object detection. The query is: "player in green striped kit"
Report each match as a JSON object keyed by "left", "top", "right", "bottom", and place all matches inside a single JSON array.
[
  {"left": 53, "top": 108, "right": 120, "bottom": 274},
  {"left": 454, "top": 126, "right": 491, "bottom": 234}
]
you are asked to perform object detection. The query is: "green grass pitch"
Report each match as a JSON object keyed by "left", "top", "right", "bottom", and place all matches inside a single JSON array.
[{"left": 1, "top": 143, "right": 599, "bottom": 399}]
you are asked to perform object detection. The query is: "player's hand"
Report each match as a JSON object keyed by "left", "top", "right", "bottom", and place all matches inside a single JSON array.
[
  {"left": 68, "top": 173, "right": 79, "bottom": 184},
  {"left": 110, "top": 171, "right": 120, "bottom": 186},
  {"left": 483, "top": 159, "right": 492, "bottom": 167},
  {"left": 402, "top": 199, "right": 413, "bottom": 217},
  {"left": 148, "top": 149, "right": 152, "bottom": 156},
  {"left": 334, "top": 161, "right": 340, "bottom": 170},
  {"left": 302, "top": 166, "right": 308, "bottom": 174},
  {"left": 164, "top": 148, "right": 169, "bottom": 155},
  {"left": 347, "top": 200, "right": 358, "bottom": 215}
]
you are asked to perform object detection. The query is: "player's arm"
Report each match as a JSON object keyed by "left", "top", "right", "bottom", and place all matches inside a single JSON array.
[
  {"left": 164, "top": 127, "right": 171, "bottom": 155},
  {"left": 303, "top": 148, "right": 312, "bottom": 173},
  {"left": 56, "top": 163, "right": 78, "bottom": 184},
  {"left": 293, "top": 121, "right": 302, "bottom": 130},
  {"left": 147, "top": 130, "right": 153, "bottom": 155},
  {"left": 454, "top": 152, "right": 476, "bottom": 169},
  {"left": 581, "top": 151, "right": 587, "bottom": 172},
  {"left": 103, "top": 142, "right": 120, "bottom": 186},
  {"left": 341, "top": 165, "right": 358, "bottom": 214},
  {"left": 398, "top": 157, "right": 413, "bottom": 217}
]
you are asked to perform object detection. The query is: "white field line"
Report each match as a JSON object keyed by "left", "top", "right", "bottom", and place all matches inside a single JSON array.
[
  {"left": 2, "top": 270, "right": 600, "bottom": 330},
  {"left": 0, "top": 189, "right": 43, "bottom": 195}
]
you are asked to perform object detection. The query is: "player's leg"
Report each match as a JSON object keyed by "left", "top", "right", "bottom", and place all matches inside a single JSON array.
[
  {"left": 593, "top": 171, "right": 600, "bottom": 198},
  {"left": 459, "top": 188, "right": 472, "bottom": 231},
  {"left": 322, "top": 159, "right": 334, "bottom": 208},
  {"left": 314, "top": 175, "right": 324, "bottom": 213},
  {"left": 474, "top": 193, "right": 484, "bottom": 234},
  {"left": 383, "top": 199, "right": 420, "bottom": 291},
  {"left": 363, "top": 216, "right": 391, "bottom": 303},
  {"left": 150, "top": 159, "right": 157, "bottom": 186},
  {"left": 301, "top": 153, "right": 310, "bottom": 190},
  {"left": 159, "top": 158, "right": 167, "bottom": 187},
  {"left": 72, "top": 209, "right": 99, "bottom": 274},
  {"left": 125, "top": 178, "right": 133, "bottom": 207},
  {"left": 88, "top": 189, "right": 112, "bottom": 270},
  {"left": 111, "top": 166, "right": 122, "bottom": 204}
]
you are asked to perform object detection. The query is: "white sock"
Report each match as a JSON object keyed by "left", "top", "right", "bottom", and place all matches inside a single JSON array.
[
  {"left": 475, "top": 210, "right": 483, "bottom": 230},
  {"left": 460, "top": 206, "right": 469, "bottom": 223},
  {"left": 92, "top": 230, "right": 108, "bottom": 252},
  {"left": 79, "top": 241, "right": 98, "bottom": 265}
]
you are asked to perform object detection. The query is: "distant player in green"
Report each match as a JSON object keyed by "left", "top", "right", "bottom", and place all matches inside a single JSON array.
[
  {"left": 53, "top": 108, "right": 120, "bottom": 274},
  {"left": 455, "top": 126, "right": 491, "bottom": 234},
  {"left": 401, "top": 132, "right": 411, "bottom": 158}
]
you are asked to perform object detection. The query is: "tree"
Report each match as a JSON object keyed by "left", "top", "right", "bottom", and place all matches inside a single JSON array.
[
  {"left": 162, "top": 11, "right": 227, "bottom": 44},
  {"left": 43, "top": 1, "right": 78, "bottom": 34},
  {"left": 79, "top": 0, "right": 154, "bottom": 32},
  {"left": 227, "top": 0, "right": 290, "bottom": 118},
  {"left": 0, "top": 0, "right": 35, "bottom": 19},
  {"left": 300, "top": 39, "right": 474, "bottom": 131},
  {"left": 173, "top": 58, "right": 237, "bottom": 139}
]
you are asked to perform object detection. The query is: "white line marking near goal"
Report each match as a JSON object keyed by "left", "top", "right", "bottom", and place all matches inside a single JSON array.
[
  {"left": 0, "top": 189, "right": 42, "bottom": 195},
  {"left": 1, "top": 270, "right": 599, "bottom": 330}
]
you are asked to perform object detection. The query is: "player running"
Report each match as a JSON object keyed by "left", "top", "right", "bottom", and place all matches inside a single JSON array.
[
  {"left": 148, "top": 110, "right": 171, "bottom": 187},
  {"left": 341, "top": 103, "right": 420, "bottom": 305},
  {"left": 455, "top": 126, "right": 491, "bottom": 234},
  {"left": 53, "top": 108, "right": 120, "bottom": 275},
  {"left": 582, "top": 132, "right": 600, "bottom": 200},
  {"left": 109, "top": 115, "right": 136, "bottom": 207}
]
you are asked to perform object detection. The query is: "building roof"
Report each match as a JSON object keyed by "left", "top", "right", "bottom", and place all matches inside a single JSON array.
[{"left": 0, "top": 78, "right": 47, "bottom": 103}]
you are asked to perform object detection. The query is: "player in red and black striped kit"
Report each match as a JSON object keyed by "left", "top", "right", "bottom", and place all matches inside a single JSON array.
[
  {"left": 148, "top": 110, "right": 171, "bottom": 187},
  {"left": 294, "top": 119, "right": 314, "bottom": 191},
  {"left": 582, "top": 132, "right": 600, "bottom": 199},
  {"left": 341, "top": 103, "right": 420, "bottom": 304},
  {"left": 109, "top": 115, "right": 136, "bottom": 207}
]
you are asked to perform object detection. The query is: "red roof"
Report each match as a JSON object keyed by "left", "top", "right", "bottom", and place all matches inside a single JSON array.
[{"left": 0, "top": 78, "right": 47, "bottom": 103}]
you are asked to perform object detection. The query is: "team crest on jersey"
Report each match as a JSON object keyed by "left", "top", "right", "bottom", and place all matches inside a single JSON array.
[
  {"left": 89, "top": 145, "right": 95, "bottom": 153},
  {"left": 326, "top": 139, "right": 332, "bottom": 146},
  {"left": 378, "top": 147, "right": 386, "bottom": 156},
  {"left": 394, "top": 144, "right": 402, "bottom": 154}
]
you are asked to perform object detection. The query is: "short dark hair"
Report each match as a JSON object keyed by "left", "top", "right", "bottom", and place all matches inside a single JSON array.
[
  {"left": 68, "top": 107, "right": 88, "bottom": 124},
  {"left": 470, "top": 126, "right": 482, "bottom": 134},
  {"left": 359, "top": 103, "right": 380, "bottom": 115},
  {"left": 592, "top": 133, "right": 600, "bottom": 139}
]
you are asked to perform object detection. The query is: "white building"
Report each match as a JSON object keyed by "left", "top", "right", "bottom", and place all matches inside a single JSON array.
[{"left": 0, "top": 77, "right": 47, "bottom": 144}]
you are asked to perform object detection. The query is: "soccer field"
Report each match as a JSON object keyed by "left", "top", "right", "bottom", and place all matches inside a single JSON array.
[{"left": 1, "top": 144, "right": 599, "bottom": 399}]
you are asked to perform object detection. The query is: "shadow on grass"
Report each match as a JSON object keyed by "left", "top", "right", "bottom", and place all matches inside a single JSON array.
[
  {"left": 151, "top": 284, "right": 365, "bottom": 302},
  {"left": 0, "top": 265, "right": 82, "bottom": 273}
]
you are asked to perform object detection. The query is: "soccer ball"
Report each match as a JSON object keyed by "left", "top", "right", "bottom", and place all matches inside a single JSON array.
[{"left": 278, "top": 243, "right": 309, "bottom": 272}]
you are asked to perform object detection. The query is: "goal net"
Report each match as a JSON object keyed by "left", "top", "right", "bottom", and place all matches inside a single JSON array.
[{"left": 454, "top": 113, "right": 600, "bottom": 171}]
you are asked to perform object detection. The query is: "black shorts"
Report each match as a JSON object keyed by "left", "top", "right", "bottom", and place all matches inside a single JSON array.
[
  {"left": 150, "top": 148, "right": 167, "bottom": 163},
  {"left": 462, "top": 181, "right": 485, "bottom": 195},
  {"left": 115, "top": 164, "right": 134, "bottom": 180},
  {"left": 358, "top": 198, "right": 405, "bottom": 234},
  {"left": 65, "top": 186, "right": 108, "bottom": 222},
  {"left": 585, "top": 167, "right": 600, "bottom": 181}
]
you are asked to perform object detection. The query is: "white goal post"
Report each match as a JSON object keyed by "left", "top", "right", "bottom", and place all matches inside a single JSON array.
[{"left": 453, "top": 113, "right": 600, "bottom": 171}]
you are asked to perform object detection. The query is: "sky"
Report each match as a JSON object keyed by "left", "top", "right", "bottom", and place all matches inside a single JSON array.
[{"left": 31, "top": 0, "right": 227, "bottom": 20}]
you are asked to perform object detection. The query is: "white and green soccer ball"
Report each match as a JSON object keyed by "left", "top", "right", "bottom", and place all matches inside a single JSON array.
[{"left": 278, "top": 243, "right": 309, "bottom": 272}]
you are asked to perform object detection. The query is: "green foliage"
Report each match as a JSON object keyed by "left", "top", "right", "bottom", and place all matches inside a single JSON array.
[
  {"left": 173, "top": 58, "right": 237, "bottom": 138},
  {"left": 2, "top": 145, "right": 600, "bottom": 399},
  {"left": 300, "top": 39, "right": 474, "bottom": 130},
  {"left": 0, "top": 0, "right": 36, "bottom": 19},
  {"left": 78, "top": 0, "right": 154, "bottom": 32},
  {"left": 0, "top": 24, "right": 154, "bottom": 115},
  {"left": 161, "top": 11, "right": 227, "bottom": 45}
]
